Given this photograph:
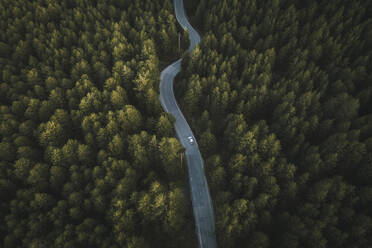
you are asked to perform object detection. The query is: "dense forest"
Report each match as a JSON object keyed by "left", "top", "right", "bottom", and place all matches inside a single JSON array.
[
  {"left": 0, "top": 0, "right": 195, "bottom": 247},
  {"left": 177, "top": 0, "right": 372, "bottom": 247}
]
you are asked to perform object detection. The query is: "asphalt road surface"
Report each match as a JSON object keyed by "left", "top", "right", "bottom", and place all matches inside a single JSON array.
[{"left": 159, "top": 0, "right": 217, "bottom": 247}]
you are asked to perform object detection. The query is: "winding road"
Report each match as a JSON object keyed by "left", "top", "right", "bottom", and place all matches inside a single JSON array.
[{"left": 159, "top": 0, "right": 217, "bottom": 247}]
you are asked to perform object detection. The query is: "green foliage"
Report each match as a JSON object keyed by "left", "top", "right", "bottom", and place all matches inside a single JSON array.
[
  {"left": 0, "top": 142, "right": 16, "bottom": 161},
  {"left": 176, "top": 0, "right": 372, "bottom": 247},
  {"left": 0, "top": 0, "right": 195, "bottom": 247},
  {"left": 156, "top": 113, "right": 175, "bottom": 137}
]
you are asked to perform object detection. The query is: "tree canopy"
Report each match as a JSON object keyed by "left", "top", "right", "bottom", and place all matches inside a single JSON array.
[
  {"left": 176, "top": 0, "right": 372, "bottom": 247},
  {"left": 0, "top": 0, "right": 195, "bottom": 247}
]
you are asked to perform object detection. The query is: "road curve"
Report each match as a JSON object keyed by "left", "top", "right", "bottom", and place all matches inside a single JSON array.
[{"left": 159, "top": 0, "right": 217, "bottom": 247}]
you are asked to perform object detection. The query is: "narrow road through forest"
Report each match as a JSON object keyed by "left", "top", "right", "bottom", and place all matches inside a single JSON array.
[{"left": 159, "top": 0, "right": 217, "bottom": 247}]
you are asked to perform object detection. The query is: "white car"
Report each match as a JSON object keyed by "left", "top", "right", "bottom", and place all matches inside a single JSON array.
[{"left": 188, "top": 136, "right": 195, "bottom": 145}]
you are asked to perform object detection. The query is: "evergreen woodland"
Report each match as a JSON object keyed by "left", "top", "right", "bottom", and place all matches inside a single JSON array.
[
  {"left": 177, "top": 0, "right": 372, "bottom": 247},
  {"left": 0, "top": 0, "right": 194, "bottom": 247}
]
